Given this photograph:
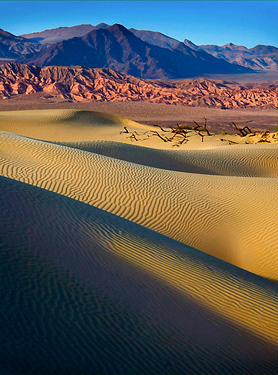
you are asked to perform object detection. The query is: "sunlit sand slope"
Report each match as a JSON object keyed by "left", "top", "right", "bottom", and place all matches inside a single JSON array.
[
  {"left": 0, "top": 109, "right": 153, "bottom": 141},
  {"left": 0, "top": 109, "right": 277, "bottom": 150},
  {"left": 58, "top": 140, "right": 278, "bottom": 177},
  {"left": 1, "top": 176, "right": 278, "bottom": 375},
  {"left": 1, "top": 131, "right": 278, "bottom": 280}
]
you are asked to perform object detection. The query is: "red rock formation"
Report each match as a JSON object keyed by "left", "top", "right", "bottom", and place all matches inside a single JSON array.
[{"left": 1, "top": 63, "right": 278, "bottom": 109}]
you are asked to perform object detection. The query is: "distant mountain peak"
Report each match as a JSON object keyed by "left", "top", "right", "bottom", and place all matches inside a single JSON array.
[
  {"left": 109, "top": 23, "right": 130, "bottom": 33},
  {"left": 183, "top": 39, "right": 197, "bottom": 46},
  {"left": 222, "top": 42, "right": 247, "bottom": 49},
  {"left": 96, "top": 23, "right": 110, "bottom": 29},
  {"left": 107, "top": 23, "right": 142, "bottom": 42},
  {"left": 182, "top": 39, "right": 199, "bottom": 50},
  {"left": 224, "top": 42, "right": 236, "bottom": 47}
]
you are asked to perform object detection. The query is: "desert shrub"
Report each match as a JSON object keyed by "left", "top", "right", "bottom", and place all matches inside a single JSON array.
[{"left": 174, "top": 124, "right": 194, "bottom": 130}]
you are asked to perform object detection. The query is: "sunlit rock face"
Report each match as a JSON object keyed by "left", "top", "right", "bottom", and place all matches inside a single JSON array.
[{"left": 1, "top": 62, "right": 278, "bottom": 108}]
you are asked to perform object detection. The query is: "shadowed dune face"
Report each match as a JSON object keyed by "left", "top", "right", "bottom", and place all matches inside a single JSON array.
[
  {"left": 1, "top": 176, "right": 278, "bottom": 375},
  {"left": 1, "top": 130, "right": 278, "bottom": 280}
]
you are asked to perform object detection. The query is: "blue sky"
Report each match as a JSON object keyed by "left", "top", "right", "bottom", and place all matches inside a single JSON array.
[{"left": 1, "top": 1, "right": 277, "bottom": 47}]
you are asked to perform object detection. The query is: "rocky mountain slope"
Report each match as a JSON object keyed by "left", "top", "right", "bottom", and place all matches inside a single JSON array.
[
  {"left": 1, "top": 63, "right": 277, "bottom": 108},
  {"left": 129, "top": 29, "right": 179, "bottom": 49},
  {"left": 183, "top": 40, "right": 278, "bottom": 71},
  {"left": 0, "top": 29, "right": 42, "bottom": 60}
]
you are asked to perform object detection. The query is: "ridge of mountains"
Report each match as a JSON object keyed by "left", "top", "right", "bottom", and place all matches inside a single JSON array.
[
  {"left": 20, "top": 23, "right": 179, "bottom": 48},
  {"left": 0, "top": 23, "right": 276, "bottom": 80},
  {"left": 15, "top": 24, "right": 250, "bottom": 79},
  {"left": 0, "top": 23, "right": 277, "bottom": 80},
  {"left": 19, "top": 23, "right": 278, "bottom": 73},
  {"left": 20, "top": 23, "right": 110, "bottom": 44},
  {"left": 1, "top": 62, "right": 277, "bottom": 108},
  {"left": 183, "top": 40, "right": 278, "bottom": 71}
]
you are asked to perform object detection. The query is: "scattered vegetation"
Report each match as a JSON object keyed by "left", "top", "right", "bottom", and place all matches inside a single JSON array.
[
  {"left": 120, "top": 118, "right": 277, "bottom": 146},
  {"left": 230, "top": 122, "right": 252, "bottom": 136}
]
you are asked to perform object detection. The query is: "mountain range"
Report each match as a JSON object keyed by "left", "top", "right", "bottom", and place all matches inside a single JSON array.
[
  {"left": 16, "top": 24, "right": 251, "bottom": 79},
  {"left": 1, "top": 62, "right": 277, "bottom": 108},
  {"left": 183, "top": 40, "right": 278, "bottom": 71},
  {"left": 1, "top": 23, "right": 276, "bottom": 80},
  {"left": 20, "top": 23, "right": 278, "bottom": 73},
  {"left": 20, "top": 22, "right": 179, "bottom": 48},
  {"left": 20, "top": 23, "right": 110, "bottom": 44}
]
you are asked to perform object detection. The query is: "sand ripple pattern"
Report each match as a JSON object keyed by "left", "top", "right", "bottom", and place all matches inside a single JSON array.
[
  {"left": 1, "top": 131, "right": 278, "bottom": 280},
  {"left": 1, "top": 176, "right": 278, "bottom": 374},
  {"left": 57, "top": 140, "right": 278, "bottom": 177}
]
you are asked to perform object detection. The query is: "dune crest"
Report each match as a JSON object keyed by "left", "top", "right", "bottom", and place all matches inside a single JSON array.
[
  {"left": 0, "top": 109, "right": 152, "bottom": 142},
  {"left": 58, "top": 140, "right": 278, "bottom": 177},
  {"left": 1, "top": 130, "right": 278, "bottom": 280}
]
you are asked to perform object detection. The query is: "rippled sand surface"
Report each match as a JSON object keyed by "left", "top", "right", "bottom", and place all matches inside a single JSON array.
[{"left": 1, "top": 109, "right": 278, "bottom": 374}]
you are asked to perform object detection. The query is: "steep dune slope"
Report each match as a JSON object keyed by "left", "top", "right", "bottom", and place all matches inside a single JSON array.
[
  {"left": 1, "top": 176, "right": 278, "bottom": 374},
  {"left": 1, "top": 131, "right": 278, "bottom": 280}
]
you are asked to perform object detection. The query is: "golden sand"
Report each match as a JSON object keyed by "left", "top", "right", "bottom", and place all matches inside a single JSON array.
[
  {"left": 0, "top": 109, "right": 154, "bottom": 142},
  {"left": 1, "top": 109, "right": 278, "bottom": 373},
  {"left": 1, "top": 123, "right": 278, "bottom": 279},
  {"left": 1, "top": 109, "right": 277, "bottom": 148}
]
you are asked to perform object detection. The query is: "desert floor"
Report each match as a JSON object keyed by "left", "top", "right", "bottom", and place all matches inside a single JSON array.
[
  {"left": 1, "top": 108, "right": 278, "bottom": 374},
  {"left": 1, "top": 94, "right": 278, "bottom": 133}
]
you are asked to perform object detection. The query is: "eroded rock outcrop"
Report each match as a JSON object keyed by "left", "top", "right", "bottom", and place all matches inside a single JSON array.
[{"left": 1, "top": 63, "right": 278, "bottom": 109}]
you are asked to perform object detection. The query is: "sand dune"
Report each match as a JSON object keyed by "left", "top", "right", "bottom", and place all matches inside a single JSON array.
[
  {"left": 1, "top": 176, "right": 278, "bottom": 374},
  {"left": 57, "top": 140, "right": 278, "bottom": 177},
  {"left": 1, "top": 130, "right": 278, "bottom": 280},
  {"left": 1, "top": 109, "right": 277, "bottom": 149},
  {"left": 0, "top": 109, "right": 153, "bottom": 142},
  {"left": 1, "top": 108, "right": 278, "bottom": 374}
]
